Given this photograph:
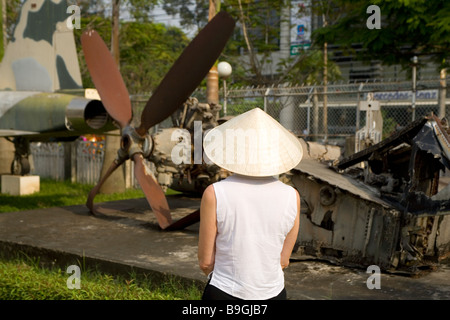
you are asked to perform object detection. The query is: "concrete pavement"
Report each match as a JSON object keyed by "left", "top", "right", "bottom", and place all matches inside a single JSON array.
[{"left": 0, "top": 195, "right": 449, "bottom": 300}]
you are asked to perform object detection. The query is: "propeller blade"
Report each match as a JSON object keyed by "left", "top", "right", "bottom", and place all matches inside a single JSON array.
[
  {"left": 86, "top": 159, "right": 122, "bottom": 215},
  {"left": 165, "top": 209, "right": 200, "bottom": 231},
  {"left": 133, "top": 153, "right": 172, "bottom": 229},
  {"left": 81, "top": 30, "right": 132, "bottom": 128},
  {"left": 136, "top": 11, "right": 236, "bottom": 136}
]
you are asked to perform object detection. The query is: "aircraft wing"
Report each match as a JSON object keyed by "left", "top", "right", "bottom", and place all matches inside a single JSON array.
[{"left": 0, "top": 129, "right": 40, "bottom": 137}]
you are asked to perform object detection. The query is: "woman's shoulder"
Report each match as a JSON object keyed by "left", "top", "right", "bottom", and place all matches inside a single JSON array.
[{"left": 203, "top": 184, "right": 216, "bottom": 197}]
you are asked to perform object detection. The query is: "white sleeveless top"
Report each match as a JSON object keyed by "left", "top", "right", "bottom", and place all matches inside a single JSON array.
[{"left": 209, "top": 174, "right": 298, "bottom": 300}]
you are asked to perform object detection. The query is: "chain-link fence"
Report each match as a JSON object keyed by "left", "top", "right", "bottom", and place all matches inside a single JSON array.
[
  {"left": 218, "top": 79, "right": 449, "bottom": 142},
  {"left": 129, "top": 93, "right": 176, "bottom": 133},
  {"left": 29, "top": 79, "right": 449, "bottom": 184}
]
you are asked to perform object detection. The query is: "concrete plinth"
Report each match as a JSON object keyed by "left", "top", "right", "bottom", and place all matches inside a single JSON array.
[{"left": 1, "top": 175, "right": 40, "bottom": 196}]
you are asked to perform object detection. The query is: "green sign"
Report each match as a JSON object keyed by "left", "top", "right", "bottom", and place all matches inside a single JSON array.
[{"left": 290, "top": 43, "right": 311, "bottom": 56}]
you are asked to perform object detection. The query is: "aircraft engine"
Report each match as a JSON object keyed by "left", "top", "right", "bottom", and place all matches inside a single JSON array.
[
  {"left": 149, "top": 97, "right": 231, "bottom": 195},
  {"left": 151, "top": 127, "right": 190, "bottom": 192},
  {"left": 65, "top": 98, "right": 116, "bottom": 132}
]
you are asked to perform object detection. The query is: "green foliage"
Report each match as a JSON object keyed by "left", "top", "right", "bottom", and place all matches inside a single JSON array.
[
  {"left": 119, "top": 22, "right": 190, "bottom": 94},
  {"left": 74, "top": 16, "right": 189, "bottom": 94},
  {"left": 278, "top": 49, "right": 342, "bottom": 85},
  {"left": 3, "top": 0, "right": 21, "bottom": 37},
  {"left": 162, "top": 0, "right": 298, "bottom": 86},
  {"left": 312, "top": 0, "right": 450, "bottom": 69},
  {"left": 224, "top": 0, "right": 285, "bottom": 52},
  {"left": 381, "top": 109, "right": 397, "bottom": 139},
  {"left": 0, "top": 1, "right": 3, "bottom": 61},
  {"left": 162, "top": 0, "right": 210, "bottom": 31},
  {"left": 0, "top": 0, "right": 22, "bottom": 61},
  {"left": 125, "top": 0, "right": 159, "bottom": 22},
  {"left": 164, "top": 0, "right": 285, "bottom": 54},
  {"left": 225, "top": 99, "right": 264, "bottom": 116}
]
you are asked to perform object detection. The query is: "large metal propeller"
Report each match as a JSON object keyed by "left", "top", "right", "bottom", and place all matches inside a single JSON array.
[{"left": 81, "top": 11, "right": 235, "bottom": 230}]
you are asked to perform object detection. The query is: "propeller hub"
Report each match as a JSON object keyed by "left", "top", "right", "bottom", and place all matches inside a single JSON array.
[{"left": 117, "top": 126, "right": 153, "bottom": 162}]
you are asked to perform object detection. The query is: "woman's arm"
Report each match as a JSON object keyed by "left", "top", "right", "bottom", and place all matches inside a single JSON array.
[
  {"left": 280, "top": 189, "right": 300, "bottom": 270},
  {"left": 198, "top": 184, "right": 217, "bottom": 276}
]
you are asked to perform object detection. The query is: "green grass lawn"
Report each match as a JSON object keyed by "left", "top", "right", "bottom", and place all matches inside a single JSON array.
[
  {"left": 0, "top": 179, "right": 147, "bottom": 213},
  {"left": 0, "top": 255, "right": 202, "bottom": 300},
  {"left": 0, "top": 179, "right": 202, "bottom": 300}
]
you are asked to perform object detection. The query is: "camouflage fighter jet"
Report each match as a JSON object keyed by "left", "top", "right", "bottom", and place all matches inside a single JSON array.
[
  {"left": 1, "top": 0, "right": 236, "bottom": 231},
  {"left": 0, "top": 0, "right": 115, "bottom": 175}
]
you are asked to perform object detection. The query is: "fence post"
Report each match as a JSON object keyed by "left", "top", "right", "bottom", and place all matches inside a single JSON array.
[
  {"left": 323, "top": 85, "right": 328, "bottom": 143},
  {"left": 411, "top": 56, "right": 418, "bottom": 121},
  {"left": 264, "top": 88, "right": 271, "bottom": 113},
  {"left": 439, "top": 68, "right": 447, "bottom": 118},
  {"left": 357, "top": 83, "right": 364, "bottom": 130},
  {"left": 305, "top": 86, "right": 314, "bottom": 138},
  {"left": 313, "top": 87, "right": 319, "bottom": 140}
]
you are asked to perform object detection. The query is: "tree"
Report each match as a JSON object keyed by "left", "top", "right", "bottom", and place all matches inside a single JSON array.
[
  {"left": 74, "top": 17, "right": 190, "bottom": 94},
  {"left": 161, "top": 0, "right": 342, "bottom": 87},
  {"left": 1, "top": 0, "right": 4, "bottom": 59},
  {"left": 0, "top": 0, "right": 22, "bottom": 60},
  {"left": 278, "top": 49, "right": 341, "bottom": 85},
  {"left": 162, "top": 0, "right": 289, "bottom": 86},
  {"left": 119, "top": 21, "right": 190, "bottom": 94},
  {"left": 126, "top": 0, "right": 158, "bottom": 22},
  {"left": 162, "top": 0, "right": 210, "bottom": 31},
  {"left": 311, "top": 0, "right": 450, "bottom": 119},
  {"left": 312, "top": 0, "right": 450, "bottom": 70}
]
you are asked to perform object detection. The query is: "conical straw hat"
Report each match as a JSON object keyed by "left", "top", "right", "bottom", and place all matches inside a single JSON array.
[{"left": 203, "top": 108, "right": 303, "bottom": 177}]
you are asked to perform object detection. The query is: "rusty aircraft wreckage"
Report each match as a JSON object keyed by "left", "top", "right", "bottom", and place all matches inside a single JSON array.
[
  {"left": 1, "top": 1, "right": 449, "bottom": 275},
  {"left": 292, "top": 113, "right": 450, "bottom": 274}
]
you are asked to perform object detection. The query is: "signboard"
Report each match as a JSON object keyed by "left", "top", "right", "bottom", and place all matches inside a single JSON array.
[
  {"left": 290, "top": 42, "right": 311, "bottom": 56},
  {"left": 370, "top": 90, "right": 438, "bottom": 101},
  {"left": 290, "top": 1, "right": 311, "bottom": 43}
]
